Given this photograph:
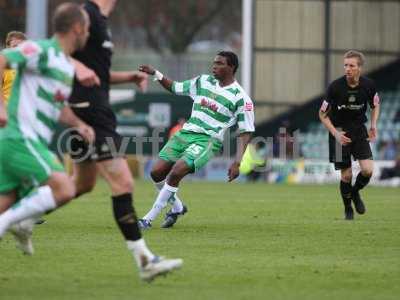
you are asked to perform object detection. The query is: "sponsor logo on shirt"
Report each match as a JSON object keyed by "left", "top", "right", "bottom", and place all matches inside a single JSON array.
[
  {"left": 337, "top": 104, "right": 364, "bottom": 110},
  {"left": 200, "top": 98, "right": 218, "bottom": 112}
]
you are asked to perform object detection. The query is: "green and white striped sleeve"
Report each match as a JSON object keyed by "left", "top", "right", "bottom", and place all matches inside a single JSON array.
[
  {"left": 235, "top": 95, "right": 255, "bottom": 133},
  {"left": 171, "top": 76, "right": 201, "bottom": 97},
  {"left": 1, "top": 40, "right": 43, "bottom": 72}
]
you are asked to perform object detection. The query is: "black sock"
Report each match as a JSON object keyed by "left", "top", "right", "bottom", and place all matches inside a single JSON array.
[
  {"left": 340, "top": 181, "right": 352, "bottom": 208},
  {"left": 353, "top": 172, "right": 371, "bottom": 192},
  {"left": 112, "top": 193, "right": 142, "bottom": 241}
]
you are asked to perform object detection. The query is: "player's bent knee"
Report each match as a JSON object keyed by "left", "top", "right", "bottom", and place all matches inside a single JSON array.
[
  {"left": 60, "top": 182, "right": 76, "bottom": 202},
  {"left": 150, "top": 161, "right": 172, "bottom": 182},
  {"left": 168, "top": 165, "right": 190, "bottom": 185},
  {"left": 150, "top": 169, "right": 166, "bottom": 182},
  {"left": 362, "top": 168, "right": 373, "bottom": 178},
  {"left": 50, "top": 177, "right": 76, "bottom": 205},
  {"left": 59, "top": 186, "right": 76, "bottom": 204},
  {"left": 167, "top": 172, "right": 182, "bottom": 186},
  {"left": 75, "top": 181, "right": 95, "bottom": 197},
  {"left": 341, "top": 169, "right": 352, "bottom": 183},
  {"left": 341, "top": 174, "right": 352, "bottom": 183}
]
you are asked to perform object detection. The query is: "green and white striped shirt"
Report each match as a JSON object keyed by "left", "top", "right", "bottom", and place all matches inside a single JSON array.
[
  {"left": 172, "top": 74, "right": 255, "bottom": 141},
  {"left": 0, "top": 38, "right": 74, "bottom": 145}
]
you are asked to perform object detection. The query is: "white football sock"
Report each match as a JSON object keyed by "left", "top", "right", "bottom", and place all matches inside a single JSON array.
[
  {"left": 126, "top": 238, "right": 155, "bottom": 268},
  {"left": 171, "top": 195, "right": 184, "bottom": 213},
  {"left": 152, "top": 179, "right": 183, "bottom": 214},
  {"left": 0, "top": 186, "right": 56, "bottom": 237},
  {"left": 143, "top": 183, "right": 178, "bottom": 222}
]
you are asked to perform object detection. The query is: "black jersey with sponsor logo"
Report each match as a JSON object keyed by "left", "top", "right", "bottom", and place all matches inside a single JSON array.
[
  {"left": 70, "top": 0, "right": 113, "bottom": 107},
  {"left": 322, "top": 76, "right": 379, "bottom": 129}
]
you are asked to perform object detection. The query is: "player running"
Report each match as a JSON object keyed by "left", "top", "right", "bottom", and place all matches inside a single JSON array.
[
  {"left": 68, "top": 0, "right": 182, "bottom": 281},
  {"left": 0, "top": 2, "right": 94, "bottom": 253},
  {"left": 138, "top": 51, "right": 255, "bottom": 229}
]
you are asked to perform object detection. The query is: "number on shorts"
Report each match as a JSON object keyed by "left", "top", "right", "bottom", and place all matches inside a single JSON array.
[{"left": 187, "top": 144, "right": 203, "bottom": 156}]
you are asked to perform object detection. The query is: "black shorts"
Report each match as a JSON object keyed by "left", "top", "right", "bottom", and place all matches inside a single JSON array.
[
  {"left": 69, "top": 105, "right": 122, "bottom": 162},
  {"left": 329, "top": 125, "right": 373, "bottom": 170}
]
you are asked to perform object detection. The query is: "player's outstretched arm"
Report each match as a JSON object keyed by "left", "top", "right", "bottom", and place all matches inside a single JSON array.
[
  {"left": 109, "top": 71, "right": 149, "bottom": 92},
  {"left": 0, "top": 55, "right": 8, "bottom": 127},
  {"left": 138, "top": 65, "right": 173, "bottom": 92},
  {"left": 228, "top": 132, "right": 252, "bottom": 182}
]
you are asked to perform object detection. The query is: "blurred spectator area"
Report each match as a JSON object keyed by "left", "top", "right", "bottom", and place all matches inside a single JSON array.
[
  {"left": 1, "top": 1, "right": 241, "bottom": 86},
  {"left": 48, "top": 0, "right": 242, "bottom": 87}
]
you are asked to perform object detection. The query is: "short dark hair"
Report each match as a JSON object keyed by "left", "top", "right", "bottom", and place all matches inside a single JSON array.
[
  {"left": 217, "top": 51, "right": 239, "bottom": 74},
  {"left": 5, "top": 31, "right": 26, "bottom": 47},
  {"left": 52, "top": 2, "right": 86, "bottom": 34}
]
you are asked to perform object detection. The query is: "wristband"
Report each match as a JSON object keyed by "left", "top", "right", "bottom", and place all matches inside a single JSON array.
[{"left": 153, "top": 70, "right": 164, "bottom": 81}]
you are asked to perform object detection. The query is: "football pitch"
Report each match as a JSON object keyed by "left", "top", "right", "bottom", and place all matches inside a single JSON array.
[{"left": 1, "top": 180, "right": 399, "bottom": 300}]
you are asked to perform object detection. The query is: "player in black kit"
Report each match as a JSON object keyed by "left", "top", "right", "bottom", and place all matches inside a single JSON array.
[
  {"left": 69, "top": 0, "right": 182, "bottom": 281},
  {"left": 319, "top": 50, "right": 380, "bottom": 220}
]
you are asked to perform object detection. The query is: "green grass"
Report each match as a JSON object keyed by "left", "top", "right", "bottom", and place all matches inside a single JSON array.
[{"left": 1, "top": 181, "right": 399, "bottom": 300}]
